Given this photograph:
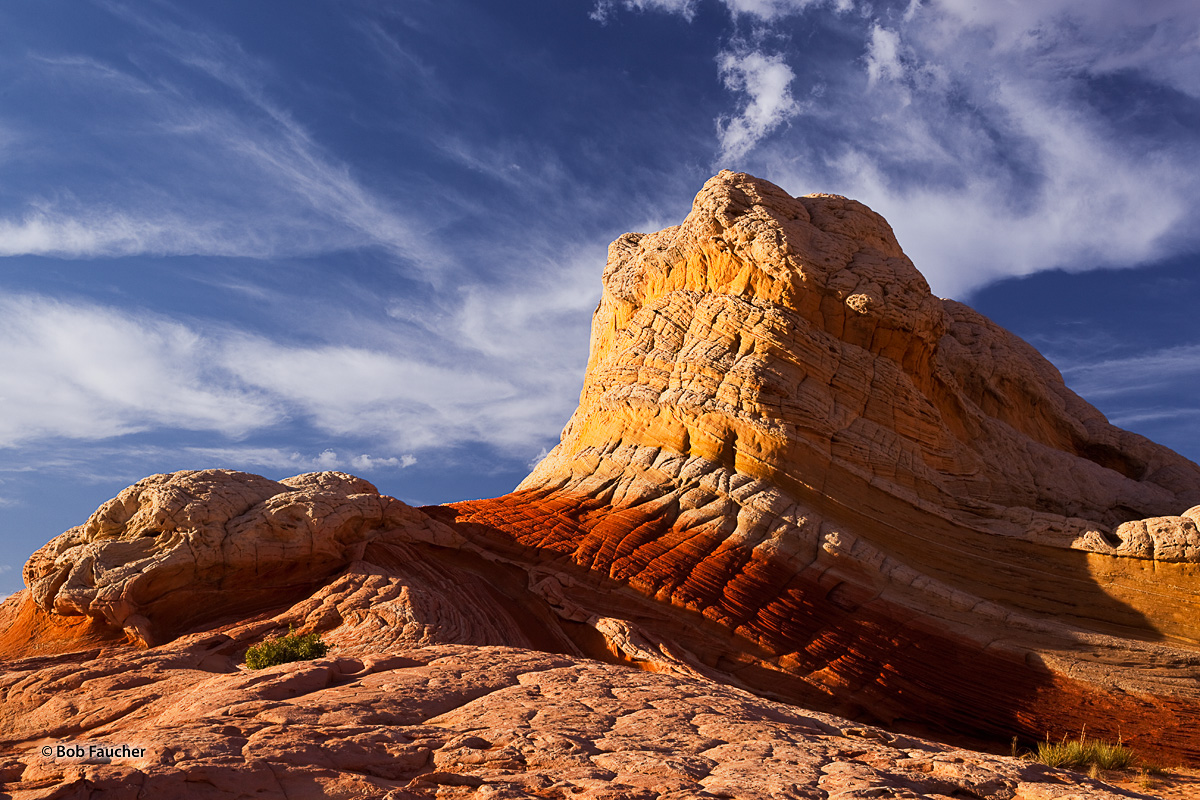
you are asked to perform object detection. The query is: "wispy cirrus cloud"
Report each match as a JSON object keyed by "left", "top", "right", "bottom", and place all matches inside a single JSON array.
[
  {"left": 1050, "top": 342, "right": 1200, "bottom": 458},
  {"left": 1058, "top": 344, "right": 1200, "bottom": 401},
  {"left": 864, "top": 24, "right": 904, "bottom": 87},
  {"left": 0, "top": 295, "right": 277, "bottom": 445},
  {"left": 590, "top": 0, "right": 698, "bottom": 23},
  {"left": 591, "top": 0, "right": 850, "bottom": 23},
  {"left": 220, "top": 338, "right": 517, "bottom": 449},
  {"left": 722, "top": 0, "right": 853, "bottom": 19},
  {"left": 797, "top": 2, "right": 1200, "bottom": 295},
  {"left": 0, "top": 8, "right": 441, "bottom": 271},
  {"left": 0, "top": 212, "right": 176, "bottom": 258}
]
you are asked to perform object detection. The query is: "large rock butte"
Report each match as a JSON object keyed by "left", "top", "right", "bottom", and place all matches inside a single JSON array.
[{"left": 3, "top": 171, "right": 1199, "bottom": 798}]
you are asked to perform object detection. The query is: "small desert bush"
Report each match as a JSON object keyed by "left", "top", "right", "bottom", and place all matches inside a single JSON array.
[
  {"left": 244, "top": 628, "right": 328, "bottom": 670},
  {"left": 1034, "top": 732, "right": 1136, "bottom": 771}
]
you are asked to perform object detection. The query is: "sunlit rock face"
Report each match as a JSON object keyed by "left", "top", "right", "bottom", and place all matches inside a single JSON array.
[
  {"left": 19, "top": 470, "right": 470, "bottom": 648},
  {"left": 5, "top": 172, "right": 1200, "bottom": 798},
  {"left": 453, "top": 170, "right": 1200, "bottom": 760}
]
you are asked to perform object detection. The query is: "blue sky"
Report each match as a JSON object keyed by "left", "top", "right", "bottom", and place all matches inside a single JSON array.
[{"left": 2, "top": 0, "right": 1199, "bottom": 596}]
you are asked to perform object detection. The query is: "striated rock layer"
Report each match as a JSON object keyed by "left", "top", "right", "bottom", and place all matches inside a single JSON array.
[
  {"left": 451, "top": 171, "right": 1200, "bottom": 761},
  {"left": 4, "top": 172, "right": 1200, "bottom": 796}
]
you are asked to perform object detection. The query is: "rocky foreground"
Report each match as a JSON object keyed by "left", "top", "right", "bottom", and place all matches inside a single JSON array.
[
  {"left": 4, "top": 172, "right": 1200, "bottom": 798},
  {"left": 0, "top": 595, "right": 1158, "bottom": 799}
]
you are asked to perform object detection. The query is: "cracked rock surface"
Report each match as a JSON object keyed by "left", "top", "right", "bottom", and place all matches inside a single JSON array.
[
  {"left": 0, "top": 628, "right": 1149, "bottom": 799},
  {"left": 19, "top": 470, "right": 463, "bottom": 649},
  {"left": 0, "top": 469, "right": 1168, "bottom": 799}
]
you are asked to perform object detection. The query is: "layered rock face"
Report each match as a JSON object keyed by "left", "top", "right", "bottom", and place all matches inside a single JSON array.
[
  {"left": 452, "top": 171, "right": 1200, "bottom": 759},
  {"left": 4, "top": 171, "right": 1200, "bottom": 797}
]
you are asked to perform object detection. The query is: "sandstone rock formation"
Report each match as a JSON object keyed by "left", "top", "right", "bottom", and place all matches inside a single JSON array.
[
  {"left": 18, "top": 470, "right": 465, "bottom": 651},
  {"left": 451, "top": 172, "right": 1200, "bottom": 761},
  {"left": 0, "top": 500, "right": 1159, "bottom": 798},
  {"left": 3, "top": 171, "right": 1200, "bottom": 797}
]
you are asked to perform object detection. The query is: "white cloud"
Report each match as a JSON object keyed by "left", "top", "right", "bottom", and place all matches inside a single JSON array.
[
  {"left": 220, "top": 337, "right": 519, "bottom": 449},
  {"left": 180, "top": 446, "right": 327, "bottom": 470},
  {"left": 0, "top": 296, "right": 277, "bottom": 446},
  {"left": 819, "top": 115, "right": 1188, "bottom": 298},
  {"left": 865, "top": 25, "right": 904, "bottom": 87},
  {"left": 930, "top": 2, "right": 1195, "bottom": 52},
  {"left": 722, "top": 0, "right": 846, "bottom": 20},
  {"left": 912, "top": 1, "right": 1200, "bottom": 110},
  {"left": 0, "top": 209, "right": 271, "bottom": 259},
  {"left": 99, "top": 445, "right": 417, "bottom": 476},
  {"left": 716, "top": 50, "right": 800, "bottom": 162},
  {"left": 757, "top": 1, "right": 1200, "bottom": 296},
  {"left": 452, "top": 250, "right": 599, "bottom": 361},
  {"left": 592, "top": 0, "right": 850, "bottom": 22},
  {"left": 314, "top": 449, "right": 341, "bottom": 470},
  {"left": 598, "top": 0, "right": 1200, "bottom": 294},
  {"left": 351, "top": 453, "right": 418, "bottom": 470},
  {"left": 0, "top": 290, "right": 587, "bottom": 456},
  {"left": 0, "top": 213, "right": 148, "bottom": 258},
  {"left": 590, "top": 0, "right": 697, "bottom": 23}
]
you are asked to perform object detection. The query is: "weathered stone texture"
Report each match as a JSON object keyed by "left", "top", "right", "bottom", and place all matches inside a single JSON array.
[
  {"left": 461, "top": 171, "right": 1200, "bottom": 760},
  {"left": 0, "top": 609, "right": 1150, "bottom": 799}
]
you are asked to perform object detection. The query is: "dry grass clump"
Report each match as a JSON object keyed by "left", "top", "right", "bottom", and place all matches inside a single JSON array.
[
  {"left": 1031, "top": 729, "right": 1136, "bottom": 771},
  {"left": 1136, "top": 767, "right": 1156, "bottom": 791}
]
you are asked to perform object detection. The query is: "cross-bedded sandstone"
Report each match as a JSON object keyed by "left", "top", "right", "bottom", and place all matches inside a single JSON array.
[{"left": 456, "top": 171, "right": 1200, "bottom": 761}]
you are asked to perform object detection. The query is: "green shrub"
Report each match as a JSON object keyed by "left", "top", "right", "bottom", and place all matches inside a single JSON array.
[
  {"left": 243, "top": 628, "right": 328, "bottom": 670},
  {"left": 1034, "top": 732, "right": 1136, "bottom": 771}
]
